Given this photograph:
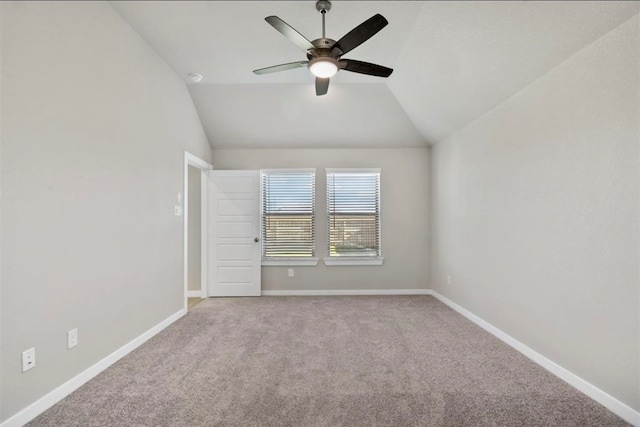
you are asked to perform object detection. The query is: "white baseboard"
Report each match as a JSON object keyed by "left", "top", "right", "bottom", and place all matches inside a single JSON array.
[
  {"left": 262, "top": 289, "right": 432, "bottom": 296},
  {"left": 0, "top": 308, "right": 187, "bottom": 427},
  {"left": 430, "top": 291, "right": 640, "bottom": 426},
  {"left": 186, "top": 290, "right": 203, "bottom": 298}
]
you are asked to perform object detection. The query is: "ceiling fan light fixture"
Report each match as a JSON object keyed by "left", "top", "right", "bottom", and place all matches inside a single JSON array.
[{"left": 308, "top": 57, "right": 339, "bottom": 78}]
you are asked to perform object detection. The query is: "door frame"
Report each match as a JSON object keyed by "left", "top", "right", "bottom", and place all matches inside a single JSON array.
[{"left": 183, "top": 151, "right": 213, "bottom": 311}]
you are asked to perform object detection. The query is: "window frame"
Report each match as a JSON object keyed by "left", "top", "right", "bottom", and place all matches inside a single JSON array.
[
  {"left": 260, "top": 168, "right": 318, "bottom": 267},
  {"left": 324, "top": 168, "right": 384, "bottom": 266}
]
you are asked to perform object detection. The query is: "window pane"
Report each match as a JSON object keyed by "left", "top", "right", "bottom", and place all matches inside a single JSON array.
[
  {"left": 327, "top": 171, "right": 380, "bottom": 257},
  {"left": 262, "top": 171, "right": 315, "bottom": 258}
]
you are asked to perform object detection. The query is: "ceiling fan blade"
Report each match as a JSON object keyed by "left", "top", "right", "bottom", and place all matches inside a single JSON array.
[
  {"left": 316, "top": 77, "right": 329, "bottom": 96},
  {"left": 253, "top": 61, "right": 308, "bottom": 75},
  {"left": 335, "top": 14, "right": 388, "bottom": 55},
  {"left": 340, "top": 59, "right": 393, "bottom": 78},
  {"left": 265, "top": 16, "right": 315, "bottom": 52}
]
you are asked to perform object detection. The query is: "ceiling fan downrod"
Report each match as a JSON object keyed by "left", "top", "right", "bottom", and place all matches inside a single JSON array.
[{"left": 316, "top": 0, "right": 331, "bottom": 38}]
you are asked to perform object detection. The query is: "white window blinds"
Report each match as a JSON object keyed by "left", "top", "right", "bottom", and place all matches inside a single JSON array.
[
  {"left": 261, "top": 170, "right": 315, "bottom": 258},
  {"left": 327, "top": 169, "right": 381, "bottom": 257}
]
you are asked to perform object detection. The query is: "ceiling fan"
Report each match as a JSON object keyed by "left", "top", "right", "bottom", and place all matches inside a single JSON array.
[{"left": 253, "top": 0, "right": 393, "bottom": 96}]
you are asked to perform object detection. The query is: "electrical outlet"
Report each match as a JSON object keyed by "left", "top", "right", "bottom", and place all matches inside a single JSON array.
[
  {"left": 446, "top": 275, "right": 451, "bottom": 285},
  {"left": 288, "top": 269, "right": 294, "bottom": 278},
  {"left": 68, "top": 328, "right": 78, "bottom": 349},
  {"left": 22, "top": 348, "right": 35, "bottom": 372}
]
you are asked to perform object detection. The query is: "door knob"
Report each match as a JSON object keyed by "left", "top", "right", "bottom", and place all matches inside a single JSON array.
[{"left": 254, "top": 237, "right": 260, "bottom": 242}]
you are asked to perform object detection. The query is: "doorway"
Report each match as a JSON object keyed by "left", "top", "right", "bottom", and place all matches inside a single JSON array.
[{"left": 183, "top": 152, "right": 212, "bottom": 311}]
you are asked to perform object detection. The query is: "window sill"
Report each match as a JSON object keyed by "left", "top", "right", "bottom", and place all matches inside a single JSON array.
[
  {"left": 323, "top": 257, "right": 384, "bottom": 266},
  {"left": 262, "top": 258, "right": 319, "bottom": 267}
]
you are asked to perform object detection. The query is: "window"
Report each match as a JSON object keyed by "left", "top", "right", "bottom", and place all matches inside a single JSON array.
[
  {"left": 261, "top": 169, "right": 317, "bottom": 265},
  {"left": 326, "top": 169, "right": 382, "bottom": 265}
]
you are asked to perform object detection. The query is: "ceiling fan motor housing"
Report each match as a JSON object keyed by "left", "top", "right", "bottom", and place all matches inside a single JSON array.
[{"left": 308, "top": 38, "right": 340, "bottom": 60}]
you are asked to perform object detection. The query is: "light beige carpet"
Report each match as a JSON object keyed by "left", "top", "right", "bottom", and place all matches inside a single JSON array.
[{"left": 29, "top": 296, "right": 628, "bottom": 426}]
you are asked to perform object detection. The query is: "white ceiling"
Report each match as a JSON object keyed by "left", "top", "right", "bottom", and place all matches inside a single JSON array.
[{"left": 111, "top": 1, "right": 639, "bottom": 148}]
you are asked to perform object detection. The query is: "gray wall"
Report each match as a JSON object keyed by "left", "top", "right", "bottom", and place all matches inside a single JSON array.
[
  {"left": 0, "top": 2, "right": 211, "bottom": 422},
  {"left": 212, "top": 148, "right": 430, "bottom": 292},
  {"left": 188, "top": 166, "right": 202, "bottom": 292},
  {"left": 430, "top": 14, "right": 639, "bottom": 411}
]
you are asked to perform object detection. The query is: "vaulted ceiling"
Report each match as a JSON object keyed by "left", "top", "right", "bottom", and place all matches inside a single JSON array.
[{"left": 111, "top": 1, "right": 639, "bottom": 149}]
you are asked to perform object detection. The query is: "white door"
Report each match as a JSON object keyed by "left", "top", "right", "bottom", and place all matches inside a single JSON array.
[{"left": 208, "top": 170, "right": 261, "bottom": 297}]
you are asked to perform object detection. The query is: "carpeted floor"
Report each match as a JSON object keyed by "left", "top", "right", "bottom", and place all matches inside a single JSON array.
[{"left": 29, "top": 296, "right": 629, "bottom": 426}]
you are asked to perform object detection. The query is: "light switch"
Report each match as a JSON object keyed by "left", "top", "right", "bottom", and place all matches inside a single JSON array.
[
  {"left": 174, "top": 205, "right": 183, "bottom": 216},
  {"left": 68, "top": 328, "right": 78, "bottom": 349}
]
